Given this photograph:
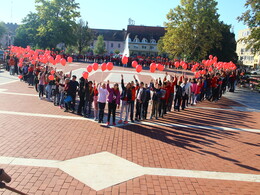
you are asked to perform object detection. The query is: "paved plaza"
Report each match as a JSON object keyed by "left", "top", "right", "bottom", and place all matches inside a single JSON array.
[{"left": 0, "top": 64, "right": 260, "bottom": 195}]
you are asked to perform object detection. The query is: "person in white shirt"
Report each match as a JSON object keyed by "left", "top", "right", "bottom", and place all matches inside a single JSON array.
[{"left": 97, "top": 83, "right": 108, "bottom": 123}]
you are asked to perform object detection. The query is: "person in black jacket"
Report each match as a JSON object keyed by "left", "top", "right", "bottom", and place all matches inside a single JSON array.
[
  {"left": 77, "top": 77, "right": 86, "bottom": 115},
  {"left": 84, "top": 80, "right": 94, "bottom": 118},
  {"left": 69, "top": 75, "right": 79, "bottom": 113},
  {"left": 143, "top": 83, "right": 151, "bottom": 120},
  {"left": 135, "top": 81, "right": 146, "bottom": 121},
  {"left": 118, "top": 75, "right": 132, "bottom": 124},
  {"left": 174, "top": 81, "right": 183, "bottom": 111}
]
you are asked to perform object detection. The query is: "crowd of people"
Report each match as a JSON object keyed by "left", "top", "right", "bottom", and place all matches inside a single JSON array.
[{"left": 5, "top": 56, "right": 239, "bottom": 126}]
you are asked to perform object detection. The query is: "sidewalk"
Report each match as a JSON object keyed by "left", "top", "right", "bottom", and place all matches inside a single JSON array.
[{"left": 0, "top": 67, "right": 259, "bottom": 195}]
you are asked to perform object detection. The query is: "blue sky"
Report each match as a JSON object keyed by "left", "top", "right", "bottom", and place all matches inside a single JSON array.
[{"left": 1, "top": 0, "right": 247, "bottom": 38}]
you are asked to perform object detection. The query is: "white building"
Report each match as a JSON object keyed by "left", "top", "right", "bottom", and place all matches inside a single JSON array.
[
  {"left": 127, "top": 25, "right": 165, "bottom": 56},
  {"left": 90, "top": 29, "right": 126, "bottom": 55},
  {"left": 236, "top": 28, "right": 259, "bottom": 68}
]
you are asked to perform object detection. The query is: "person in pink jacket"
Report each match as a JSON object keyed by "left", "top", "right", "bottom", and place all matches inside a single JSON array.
[
  {"left": 106, "top": 80, "right": 120, "bottom": 126},
  {"left": 190, "top": 78, "right": 198, "bottom": 105}
]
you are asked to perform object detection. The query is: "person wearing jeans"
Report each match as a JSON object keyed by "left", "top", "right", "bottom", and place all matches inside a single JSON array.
[
  {"left": 97, "top": 83, "right": 108, "bottom": 123},
  {"left": 106, "top": 81, "right": 120, "bottom": 126}
]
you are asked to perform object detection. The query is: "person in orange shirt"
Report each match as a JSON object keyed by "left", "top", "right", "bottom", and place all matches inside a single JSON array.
[
  {"left": 9, "top": 57, "right": 15, "bottom": 75},
  {"left": 129, "top": 76, "right": 139, "bottom": 122}
]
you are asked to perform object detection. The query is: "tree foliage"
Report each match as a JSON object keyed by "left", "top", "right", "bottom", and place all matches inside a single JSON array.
[
  {"left": 14, "top": 13, "right": 40, "bottom": 47},
  {"left": 210, "top": 22, "right": 238, "bottom": 62},
  {"left": 0, "top": 22, "right": 7, "bottom": 40},
  {"left": 14, "top": 0, "right": 80, "bottom": 49},
  {"left": 237, "top": 0, "right": 260, "bottom": 53},
  {"left": 161, "top": 0, "right": 222, "bottom": 61},
  {"left": 71, "top": 19, "right": 92, "bottom": 54},
  {"left": 94, "top": 35, "right": 106, "bottom": 55}
]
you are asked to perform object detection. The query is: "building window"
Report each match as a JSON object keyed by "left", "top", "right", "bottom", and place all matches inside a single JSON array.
[
  {"left": 128, "top": 38, "right": 132, "bottom": 42},
  {"left": 134, "top": 38, "right": 140, "bottom": 43},
  {"left": 150, "top": 39, "right": 156, "bottom": 44},
  {"left": 150, "top": 46, "right": 155, "bottom": 50},
  {"left": 118, "top": 43, "right": 121, "bottom": 48},
  {"left": 142, "top": 38, "right": 148, "bottom": 43},
  {"left": 142, "top": 46, "right": 147, "bottom": 49},
  {"left": 133, "top": 45, "right": 138, "bottom": 49},
  {"left": 111, "top": 43, "right": 113, "bottom": 48}
]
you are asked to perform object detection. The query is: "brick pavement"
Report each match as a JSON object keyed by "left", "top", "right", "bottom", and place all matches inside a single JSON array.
[{"left": 0, "top": 65, "right": 260, "bottom": 194}]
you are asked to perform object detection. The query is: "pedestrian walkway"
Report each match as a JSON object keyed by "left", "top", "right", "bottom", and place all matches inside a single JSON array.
[{"left": 0, "top": 67, "right": 260, "bottom": 195}]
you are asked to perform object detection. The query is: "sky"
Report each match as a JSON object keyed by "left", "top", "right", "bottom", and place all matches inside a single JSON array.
[{"left": 0, "top": 0, "right": 248, "bottom": 38}]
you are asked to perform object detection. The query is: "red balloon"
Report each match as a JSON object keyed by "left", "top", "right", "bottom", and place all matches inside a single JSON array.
[
  {"left": 174, "top": 61, "right": 180, "bottom": 68},
  {"left": 82, "top": 72, "right": 89, "bottom": 79},
  {"left": 56, "top": 55, "right": 61, "bottom": 60},
  {"left": 93, "top": 63, "right": 99, "bottom": 71},
  {"left": 67, "top": 57, "right": 73, "bottom": 63},
  {"left": 136, "top": 65, "right": 142, "bottom": 73},
  {"left": 150, "top": 63, "right": 156, "bottom": 69},
  {"left": 208, "top": 67, "right": 213, "bottom": 72},
  {"left": 209, "top": 55, "right": 213, "bottom": 60},
  {"left": 48, "top": 56, "right": 54, "bottom": 63},
  {"left": 42, "top": 57, "right": 48, "bottom": 64},
  {"left": 122, "top": 56, "right": 128, "bottom": 64},
  {"left": 194, "top": 72, "right": 200, "bottom": 78},
  {"left": 213, "top": 56, "right": 218, "bottom": 62},
  {"left": 132, "top": 61, "right": 138, "bottom": 68},
  {"left": 18, "top": 75, "right": 23, "bottom": 79},
  {"left": 87, "top": 65, "right": 93, "bottom": 73},
  {"left": 31, "top": 60, "right": 36, "bottom": 65},
  {"left": 101, "top": 63, "right": 107, "bottom": 71},
  {"left": 157, "top": 64, "right": 164, "bottom": 71},
  {"left": 150, "top": 67, "right": 156, "bottom": 73},
  {"left": 60, "top": 58, "right": 67, "bottom": 66},
  {"left": 182, "top": 63, "right": 187, "bottom": 70},
  {"left": 51, "top": 70, "right": 56, "bottom": 75},
  {"left": 48, "top": 75, "right": 54, "bottom": 81},
  {"left": 18, "top": 63, "right": 23, "bottom": 67},
  {"left": 107, "top": 62, "right": 114, "bottom": 71}
]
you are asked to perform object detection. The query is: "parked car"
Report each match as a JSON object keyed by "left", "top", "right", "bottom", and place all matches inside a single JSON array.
[
  {"left": 0, "top": 50, "right": 4, "bottom": 62},
  {"left": 250, "top": 70, "right": 260, "bottom": 75}
]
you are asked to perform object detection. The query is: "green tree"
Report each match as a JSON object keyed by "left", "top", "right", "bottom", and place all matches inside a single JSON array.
[
  {"left": 161, "top": 0, "right": 222, "bottom": 61},
  {"left": 14, "top": 13, "right": 40, "bottom": 47},
  {"left": 237, "top": 0, "right": 260, "bottom": 53},
  {"left": 35, "top": 0, "right": 80, "bottom": 48},
  {"left": 210, "top": 22, "right": 238, "bottom": 62},
  {"left": 0, "top": 22, "right": 7, "bottom": 41},
  {"left": 94, "top": 35, "right": 106, "bottom": 55},
  {"left": 72, "top": 19, "right": 92, "bottom": 54},
  {"left": 114, "top": 49, "right": 120, "bottom": 54},
  {"left": 14, "top": 0, "right": 80, "bottom": 49}
]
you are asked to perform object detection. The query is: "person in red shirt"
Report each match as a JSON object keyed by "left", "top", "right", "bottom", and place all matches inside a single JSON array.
[
  {"left": 167, "top": 75, "right": 177, "bottom": 112},
  {"left": 130, "top": 76, "right": 139, "bottom": 122},
  {"left": 212, "top": 73, "right": 220, "bottom": 102}
]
